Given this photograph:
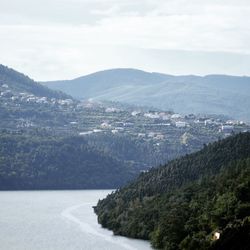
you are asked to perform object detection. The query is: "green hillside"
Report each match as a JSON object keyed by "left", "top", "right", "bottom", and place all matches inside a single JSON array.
[
  {"left": 0, "top": 64, "right": 69, "bottom": 99},
  {"left": 95, "top": 132, "right": 250, "bottom": 249},
  {"left": 4, "top": 65, "right": 248, "bottom": 191},
  {"left": 0, "top": 130, "right": 134, "bottom": 189},
  {"left": 44, "top": 68, "right": 250, "bottom": 121}
]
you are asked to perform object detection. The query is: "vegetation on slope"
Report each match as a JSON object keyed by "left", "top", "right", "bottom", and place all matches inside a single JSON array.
[
  {"left": 0, "top": 64, "right": 69, "bottom": 99},
  {"left": 0, "top": 130, "right": 134, "bottom": 189},
  {"left": 95, "top": 132, "right": 250, "bottom": 249},
  {"left": 44, "top": 68, "right": 250, "bottom": 121}
]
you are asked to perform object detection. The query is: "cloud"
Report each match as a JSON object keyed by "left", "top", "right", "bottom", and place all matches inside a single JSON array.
[{"left": 0, "top": 0, "right": 250, "bottom": 79}]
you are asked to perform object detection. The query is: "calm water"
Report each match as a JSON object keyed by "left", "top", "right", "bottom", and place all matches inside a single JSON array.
[{"left": 0, "top": 190, "right": 152, "bottom": 250}]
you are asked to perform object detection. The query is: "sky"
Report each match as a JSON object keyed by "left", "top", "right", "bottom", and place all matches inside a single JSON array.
[{"left": 0, "top": 0, "right": 250, "bottom": 80}]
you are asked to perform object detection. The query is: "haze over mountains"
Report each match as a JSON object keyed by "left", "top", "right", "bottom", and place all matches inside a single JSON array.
[
  {"left": 44, "top": 68, "right": 250, "bottom": 121},
  {"left": 1, "top": 64, "right": 250, "bottom": 247},
  {"left": 1, "top": 63, "right": 250, "bottom": 190}
]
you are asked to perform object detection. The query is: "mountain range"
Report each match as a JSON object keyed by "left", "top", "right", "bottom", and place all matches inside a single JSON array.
[
  {"left": 44, "top": 68, "right": 250, "bottom": 121},
  {"left": 1, "top": 64, "right": 249, "bottom": 248},
  {"left": 1, "top": 64, "right": 250, "bottom": 191}
]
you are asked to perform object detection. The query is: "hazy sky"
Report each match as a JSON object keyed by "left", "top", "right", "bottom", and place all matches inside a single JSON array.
[{"left": 0, "top": 0, "right": 250, "bottom": 80}]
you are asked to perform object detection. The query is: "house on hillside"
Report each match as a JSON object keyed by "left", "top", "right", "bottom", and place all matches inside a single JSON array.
[{"left": 176, "top": 121, "right": 186, "bottom": 128}]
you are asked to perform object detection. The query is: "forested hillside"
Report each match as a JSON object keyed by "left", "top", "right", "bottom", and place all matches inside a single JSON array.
[
  {"left": 0, "top": 131, "right": 134, "bottom": 189},
  {"left": 95, "top": 132, "right": 250, "bottom": 249},
  {"left": 1, "top": 64, "right": 249, "bottom": 191},
  {"left": 0, "top": 64, "right": 69, "bottom": 99}
]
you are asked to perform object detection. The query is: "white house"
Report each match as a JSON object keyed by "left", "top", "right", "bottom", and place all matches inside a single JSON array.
[{"left": 176, "top": 121, "right": 186, "bottom": 128}]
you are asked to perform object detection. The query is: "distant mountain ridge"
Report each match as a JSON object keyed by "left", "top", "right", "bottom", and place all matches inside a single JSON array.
[
  {"left": 0, "top": 64, "right": 70, "bottom": 99},
  {"left": 43, "top": 68, "right": 250, "bottom": 121}
]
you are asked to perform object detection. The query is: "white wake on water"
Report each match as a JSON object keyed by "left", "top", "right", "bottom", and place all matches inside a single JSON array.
[{"left": 61, "top": 203, "right": 136, "bottom": 250}]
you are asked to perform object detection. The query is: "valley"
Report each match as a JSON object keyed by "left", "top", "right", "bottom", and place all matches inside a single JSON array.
[
  {"left": 1, "top": 1, "right": 250, "bottom": 249},
  {"left": 1, "top": 64, "right": 250, "bottom": 190}
]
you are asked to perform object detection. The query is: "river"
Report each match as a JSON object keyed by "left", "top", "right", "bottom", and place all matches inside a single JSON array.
[{"left": 0, "top": 190, "right": 152, "bottom": 250}]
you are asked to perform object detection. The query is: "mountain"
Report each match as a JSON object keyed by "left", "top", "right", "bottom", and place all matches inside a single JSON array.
[
  {"left": 1, "top": 64, "right": 249, "bottom": 191},
  {"left": 0, "top": 130, "right": 134, "bottom": 190},
  {"left": 4, "top": 64, "right": 246, "bottom": 173},
  {"left": 95, "top": 132, "right": 250, "bottom": 249},
  {"left": 0, "top": 65, "right": 137, "bottom": 189},
  {"left": 0, "top": 64, "right": 69, "bottom": 99},
  {"left": 43, "top": 68, "right": 250, "bottom": 121}
]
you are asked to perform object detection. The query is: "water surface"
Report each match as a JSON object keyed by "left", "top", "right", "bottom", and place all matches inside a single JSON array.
[{"left": 0, "top": 190, "right": 152, "bottom": 250}]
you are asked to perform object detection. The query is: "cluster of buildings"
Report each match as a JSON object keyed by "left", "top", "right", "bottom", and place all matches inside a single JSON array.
[
  {"left": 1, "top": 83, "right": 249, "bottom": 142},
  {"left": 77, "top": 106, "right": 249, "bottom": 142},
  {"left": 0, "top": 84, "right": 74, "bottom": 107}
]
